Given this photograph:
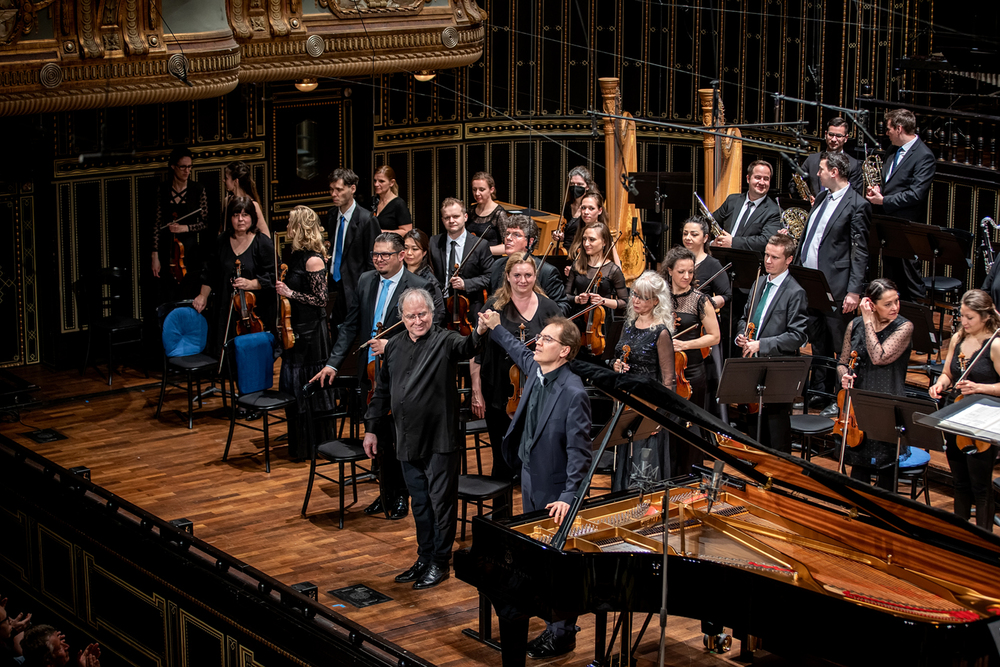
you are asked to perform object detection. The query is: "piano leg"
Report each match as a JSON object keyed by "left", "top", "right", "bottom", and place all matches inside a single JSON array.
[
  {"left": 461, "top": 593, "right": 502, "bottom": 651},
  {"left": 496, "top": 613, "right": 529, "bottom": 667},
  {"left": 591, "top": 611, "right": 607, "bottom": 667}
]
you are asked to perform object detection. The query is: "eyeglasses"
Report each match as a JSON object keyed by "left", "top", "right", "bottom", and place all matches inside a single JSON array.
[
  {"left": 370, "top": 252, "right": 398, "bottom": 261},
  {"left": 403, "top": 312, "right": 429, "bottom": 322},
  {"left": 826, "top": 132, "right": 848, "bottom": 139},
  {"left": 537, "top": 333, "right": 559, "bottom": 345},
  {"left": 175, "top": 164, "right": 193, "bottom": 170},
  {"left": 504, "top": 231, "right": 526, "bottom": 239}
]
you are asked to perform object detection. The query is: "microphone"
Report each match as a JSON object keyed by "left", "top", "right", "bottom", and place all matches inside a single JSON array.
[
  {"left": 654, "top": 188, "right": 661, "bottom": 214},
  {"left": 773, "top": 93, "right": 780, "bottom": 122},
  {"left": 371, "top": 194, "right": 380, "bottom": 211},
  {"left": 621, "top": 174, "right": 639, "bottom": 197},
  {"left": 591, "top": 113, "right": 600, "bottom": 138},
  {"left": 705, "top": 459, "right": 725, "bottom": 514},
  {"left": 629, "top": 447, "right": 659, "bottom": 494},
  {"left": 631, "top": 215, "right": 639, "bottom": 239}
]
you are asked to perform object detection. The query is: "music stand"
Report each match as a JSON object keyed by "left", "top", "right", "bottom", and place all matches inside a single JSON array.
[
  {"left": 789, "top": 266, "right": 839, "bottom": 315},
  {"left": 716, "top": 357, "right": 812, "bottom": 444},
  {"left": 914, "top": 394, "right": 1000, "bottom": 445},
  {"left": 849, "top": 389, "right": 942, "bottom": 490},
  {"left": 630, "top": 172, "right": 693, "bottom": 212},
  {"left": 900, "top": 300, "right": 942, "bottom": 379},
  {"left": 712, "top": 247, "right": 763, "bottom": 350}
]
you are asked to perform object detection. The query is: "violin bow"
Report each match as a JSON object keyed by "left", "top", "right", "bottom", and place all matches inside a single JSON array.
[
  {"left": 742, "top": 263, "right": 763, "bottom": 339},
  {"left": 158, "top": 207, "right": 202, "bottom": 230},
  {"left": 522, "top": 302, "right": 604, "bottom": 347},
  {"left": 355, "top": 319, "right": 405, "bottom": 353},
  {"left": 451, "top": 231, "right": 489, "bottom": 278},
  {"left": 952, "top": 326, "right": 1000, "bottom": 387},
  {"left": 698, "top": 262, "right": 732, "bottom": 292},
  {"left": 583, "top": 231, "right": 624, "bottom": 294},
  {"left": 538, "top": 183, "right": 575, "bottom": 270}
]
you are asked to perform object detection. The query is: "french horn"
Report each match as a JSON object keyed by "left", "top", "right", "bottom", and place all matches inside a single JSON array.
[
  {"left": 862, "top": 151, "right": 883, "bottom": 191},
  {"left": 780, "top": 207, "right": 807, "bottom": 241}
]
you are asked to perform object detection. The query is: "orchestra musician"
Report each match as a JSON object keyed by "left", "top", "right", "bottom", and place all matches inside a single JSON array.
[
  {"left": 364, "top": 288, "right": 488, "bottom": 590},
  {"left": 467, "top": 171, "right": 508, "bottom": 256},
  {"left": 222, "top": 161, "right": 270, "bottom": 237},
  {"left": 710, "top": 160, "right": 782, "bottom": 252},
  {"left": 311, "top": 233, "right": 442, "bottom": 520},
  {"left": 612, "top": 271, "right": 676, "bottom": 489},
  {"left": 564, "top": 221, "right": 627, "bottom": 338},
  {"left": 402, "top": 229, "right": 446, "bottom": 318},
  {"left": 837, "top": 278, "right": 914, "bottom": 489},
  {"left": 928, "top": 289, "right": 1000, "bottom": 528},
  {"left": 324, "top": 168, "right": 381, "bottom": 329},
  {"left": 151, "top": 147, "right": 210, "bottom": 302},
  {"left": 488, "top": 215, "right": 570, "bottom": 314},
  {"left": 471, "top": 252, "right": 562, "bottom": 490},
  {"left": 478, "top": 308, "right": 591, "bottom": 660},
  {"left": 372, "top": 165, "right": 413, "bottom": 236},
  {"left": 429, "top": 198, "right": 495, "bottom": 322},
  {"left": 275, "top": 205, "right": 331, "bottom": 460},
  {"left": 793, "top": 152, "right": 871, "bottom": 416},
  {"left": 864, "top": 108, "right": 936, "bottom": 301},
  {"left": 551, "top": 166, "right": 599, "bottom": 253},
  {"left": 790, "top": 117, "right": 864, "bottom": 198},
  {"left": 193, "top": 196, "right": 275, "bottom": 357},
  {"left": 735, "top": 234, "right": 809, "bottom": 454},
  {"left": 661, "top": 246, "right": 720, "bottom": 474}
]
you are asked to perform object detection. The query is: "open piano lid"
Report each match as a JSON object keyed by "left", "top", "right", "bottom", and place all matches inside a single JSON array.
[{"left": 573, "top": 361, "right": 1000, "bottom": 571}]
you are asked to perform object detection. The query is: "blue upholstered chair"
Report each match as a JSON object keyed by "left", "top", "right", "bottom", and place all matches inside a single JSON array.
[
  {"left": 896, "top": 447, "right": 931, "bottom": 505},
  {"left": 155, "top": 301, "right": 217, "bottom": 429}
]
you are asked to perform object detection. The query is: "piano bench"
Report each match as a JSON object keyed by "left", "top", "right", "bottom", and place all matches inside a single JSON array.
[{"left": 457, "top": 475, "right": 513, "bottom": 541}]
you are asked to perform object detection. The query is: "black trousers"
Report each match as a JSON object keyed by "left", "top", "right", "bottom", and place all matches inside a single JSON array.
[
  {"left": 485, "top": 403, "right": 515, "bottom": 482},
  {"left": 805, "top": 307, "right": 848, "bottom": 397},
  {"left": 752, "top": 402, "right": 792, "bottom": 455},
  {"left": 882, "top": 256, "right": 925, "bottom": 302},
  {"left": 374, "top": 420, "right": 408, "bottom": 502},
  {"left": 400, "top": 450, "right": 460, "bottom": 566},
  {"left": 946, "top": 440, "right": 997, "bottom": 529}
]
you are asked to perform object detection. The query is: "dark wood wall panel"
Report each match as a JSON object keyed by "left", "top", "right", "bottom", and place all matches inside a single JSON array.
[{"left": 0, "top": 198, "right": 21, "bottom": 365}]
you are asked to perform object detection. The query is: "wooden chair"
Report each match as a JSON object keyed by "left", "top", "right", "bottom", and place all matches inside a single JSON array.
[{"left": 75, "top": 267, "right": 146, "bottom": 386}]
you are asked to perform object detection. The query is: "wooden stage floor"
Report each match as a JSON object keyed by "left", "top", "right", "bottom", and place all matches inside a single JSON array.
[{"left": 1, "top": 361, "right": 993, "bottom": 666}]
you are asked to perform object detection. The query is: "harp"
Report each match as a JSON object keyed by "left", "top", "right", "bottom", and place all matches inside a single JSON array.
[{"left": 699, "top": 86, "right": 744, "bottom": 211}]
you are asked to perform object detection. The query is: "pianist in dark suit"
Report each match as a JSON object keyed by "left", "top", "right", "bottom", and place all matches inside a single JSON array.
[
  {"left": 710, "top": 160, "right": 782, "bottom": 254},
  {"left": 480, "top": 309, "right": 592, "bottom": 660}
]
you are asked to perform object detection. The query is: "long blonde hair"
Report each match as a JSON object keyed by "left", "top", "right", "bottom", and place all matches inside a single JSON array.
[
  {"left": 492, "top": 251, "right": 547, "bottom": 309},
  {"left": 288, "top": 206, "right": 327, "bottom": 258},
  {"left": 624, "top": 271, "right": 674, "bottom": 331}
]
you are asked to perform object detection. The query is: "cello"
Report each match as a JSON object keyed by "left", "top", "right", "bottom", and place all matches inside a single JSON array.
[{"left": 232, "top": 259, "right": 265, "bottom": 336}]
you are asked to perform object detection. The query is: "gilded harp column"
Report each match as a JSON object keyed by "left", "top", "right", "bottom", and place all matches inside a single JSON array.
[{"left": 698, "top": 88, "right": 743, "bottom": 211}]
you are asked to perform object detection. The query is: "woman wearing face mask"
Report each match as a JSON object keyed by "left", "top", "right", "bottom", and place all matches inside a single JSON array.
[{"left": 551, "top": 166, "right": 599, "bottom": 253}]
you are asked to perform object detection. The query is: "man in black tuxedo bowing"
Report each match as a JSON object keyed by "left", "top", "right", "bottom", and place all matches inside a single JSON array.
[
  {"left": 325, "top": 168, "right": 381, "bottom": 329},
  {"left": 312, "top": 233, "right": 443, "bottom": 520},
  {"left": 865, "top": 108, "right": 936, "bottom": 301},
  {"left": 430, "top": 198, "right": 495, "bottom": 323},
  {"left": 791, "top": 117, "right": 864, "bottom": 199},
  {"left": 794, "top": 152, "right": 871, "bottom": 413},
  {"left": 736, "top": 234, "right": 809, "bottom": 454},
  {"left": 711, "top": 160, "right": 783, "bottom": 253}
]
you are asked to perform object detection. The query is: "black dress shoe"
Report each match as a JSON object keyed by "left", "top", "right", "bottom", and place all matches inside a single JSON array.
[
  {"left": 525, "top": 630, "right": 552, "bottom": 653},
  {"left": 413, "top": 563, "right": 449, "bottom": 589},
  {"left": 527, "top": 630, "right": 576, "bottom": 659},
  {"left": 363, "top": 497, "right": 384, "bottom": 515},
  {"left": 819, "top": 402, "right": 840, "bottom": 418},
  {"left": 389, "top": 496, "right": 409, "bottom": 520},
  {"left": 808, "top": 394, "right": 831, "bottom": 409},
  {"left": 394, "top": 559, "right": 429, "bottom": 583}
]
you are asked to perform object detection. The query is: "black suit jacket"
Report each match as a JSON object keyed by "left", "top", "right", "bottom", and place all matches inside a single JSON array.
[
  {"left": 489, "top": 255, "right": 570, "bottom": 315},
  {"left": 794, "top": 186, "right": 871, "bottom": 303},
  {"left": 878, "top": 137, "right": 936, "bottom": 223},
  {"left": 792, "top": 151, "right": 864, "bottom": 197},
  {"left": 737, "top": 273, "right": 808, "bottom": 356},
  {"left": 326, "top": 268, "right": 443, "bottom": 378},
  {"left": 429, "top": 231, "right": 495, "bottom": 313},
  {"left": 325, "top": 202, "right": 381, "bottom": 307},
  {"left": 712, "top": 193, "right": 782, "bottom": 253}
]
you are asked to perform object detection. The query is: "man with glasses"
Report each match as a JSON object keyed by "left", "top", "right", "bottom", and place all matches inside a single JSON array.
[
  {"left": 488, "top": 214, "right": 570, "bottom": 314},
  {"left": 364, "top": 288, "right": 488, "bottom": 590},
  {"left": 791, "top": 117, "right": 864, "bottom": 199},
  {"left": 312, "top": 233, "right": 443, "bottom": 520}
]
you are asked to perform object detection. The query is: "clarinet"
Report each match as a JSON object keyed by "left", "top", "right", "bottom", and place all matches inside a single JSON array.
[{"left": 981, "top": 217, "right": 997, "bottom": 274}]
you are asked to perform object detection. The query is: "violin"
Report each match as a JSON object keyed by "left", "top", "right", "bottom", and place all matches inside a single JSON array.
[
  {"left": 951, "top": 351, "right": 993, "bottom": 453},
  {"left": 506, "top": 324, "right": 527, "bottom": 416},
  {"left": 619, "top": 345, "right": 631, "bottom": 372},
  {"left": 584, "top": 270, "right": 606, "bottom": 355},
  {"left": 674, "top": 349, "right": 692, "bottom": 399},
  {"left": 232, "top": 259, "right": 264, "bottom": 336},
  {"left": 277, "top": 263, "right": 295, "bottom": 350},
  {"left": 832, "top": 351, "right": 864, "bottom": 449},
  {"left": 170, "top": 237, "right": 186, "bottom": 283},
  {"left": 446, "top": 261, "right": 473, "bottom": 336}
]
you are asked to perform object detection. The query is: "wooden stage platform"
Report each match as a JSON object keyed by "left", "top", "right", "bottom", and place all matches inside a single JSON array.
[{"left": 0, "top": 360, "right": 991, "bottom": 666}]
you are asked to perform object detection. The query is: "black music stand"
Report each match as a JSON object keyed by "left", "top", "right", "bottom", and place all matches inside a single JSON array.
[
  {"left": 789, "top": 266, "right": 839, "bottom": 315},
  {"left": 914, "top": 394, "right": 1000, "bottom": 445},
  {"left": 711, "top": 247, "right": 763, "bottom": 351},
  {"left": 849, "top": 389, "right": 941, "bottom": 491},
  {"left": 630, "top": 172, "right": 693, "bottom": 213},
  {"left": 900, "top": 300, "right": 943, "bottom": 379},
  {"left": 716, "top": 357, "right": 812, "bottom": 444}
]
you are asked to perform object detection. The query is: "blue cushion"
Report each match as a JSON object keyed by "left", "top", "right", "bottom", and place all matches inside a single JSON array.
[
  {"left": 233, "top": 332, "right": 275, "bottom": 395},
  {"left": 162, "top": 307, "right": 208, "bottom": 358},
  {"left": 899, "top": 447, "right": 930, "bottom": 468}
]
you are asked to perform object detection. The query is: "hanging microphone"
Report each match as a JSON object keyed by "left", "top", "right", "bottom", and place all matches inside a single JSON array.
[
  {"left": 654, "top": 188, "right": 661, "bottom": 214},
  {"left": 591, "top": 113, "right": 600, "bottom": 138},
  {"left": 629, "top": 447, "right": 659, "bottom": 493},
  {"left": 371, "top": 194, "right": 379, "bottom": 211},
  {"left": 705, "top": 459, "right": 725, "bottom": 514},
  {"left": 773, "top": 93, "right": 780, "bottom": 122},
  {"left": 631, "top": 215, "right": 638, "bottom": 239}
]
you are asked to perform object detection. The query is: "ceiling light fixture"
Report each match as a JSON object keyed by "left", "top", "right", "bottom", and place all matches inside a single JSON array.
[
  {"left": 295, "top": 78, "right": 319, "bottom": 92},
  {"left": 413, "top": 70, "right": 436, "bottom": 82}
]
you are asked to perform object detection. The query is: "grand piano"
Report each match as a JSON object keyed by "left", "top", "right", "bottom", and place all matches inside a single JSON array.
[{"left": 454, "top": 363, "right": 1000, "bottom": 666}]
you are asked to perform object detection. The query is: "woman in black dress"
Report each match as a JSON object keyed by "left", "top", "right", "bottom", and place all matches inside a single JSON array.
[
  {"left": 194, "top": 196, "right": 275, "bottom": 357},
  {"left": 838, "top": 278, "right": 914, "bottom": 490},
  {"left": 612, "top": 270, "right": 676, "bottom": 488},
  {"left": 471, "top": 252, "right": 561, "bottom": 485},
  {"left": 275, "top": 205, "right": 330, "bottom": 459},
  {"left": 468, "top": 171, "right": 508, "bottom": 256},
  {"left": 151, "top": 147, "right": 210, "bottom": 302},
  {"left": 565, "top": 221, "right": 628, "bottom": 355},
  {"left": 222, "top": 161, "right": 269, "bottom": 237},
  {"left": 373, "top": 165, "right": 412, "bottom": 235},
  {"left": 929, "top": 289, "right": 1000, "bottom": 528},
  {"left": 550, "top": 166, "right": 598, "bottom": 253},
  {"left": 402, "top": 228, "right": 445, "bottom": 313}
]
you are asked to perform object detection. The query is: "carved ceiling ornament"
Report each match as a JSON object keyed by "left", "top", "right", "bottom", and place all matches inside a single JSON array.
[
  {"left": 0, "top": 0, "right": 56, "bottom": 47},
  {"left": 318, "top": 0, "right": 426, "bottom": 18}
]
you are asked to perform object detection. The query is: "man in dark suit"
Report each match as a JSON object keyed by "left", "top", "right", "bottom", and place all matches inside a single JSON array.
[
  {"left": 794, "top": 152, "right": 871, "bottom": 412},
  {"left": 488, "top": 214, "right": 570, "bottom": 314},
  {"left": 312, "top": 233, "right": 443, "bottom": 520},
  {"left": 480, "top": 309, "right": 591, "bottom": 660},
  {"left": 325, "top": 168, "right": 381, "bottom": 330},
  {"left": 430, "top": 197, "right": 494, "bottom": 323},
  {"left": 736, "top": 234, "right": 809, "bottom": 454},
  {"left": 791, "top": 117, "right": 864, "bottom": 199},
  {"left": 865, "top": 108, "right": 936, "bottom": 301},
  {"left": 710, "top": 160, "right": 783, "bottom": 253}
]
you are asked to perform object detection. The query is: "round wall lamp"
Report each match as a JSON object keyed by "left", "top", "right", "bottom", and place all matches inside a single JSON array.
[
  {"left": 413, "top": 70, "right": 436, "bottom": 82},
  {"left": 295, "top": 78, "right": 319, "bottom": 92}
]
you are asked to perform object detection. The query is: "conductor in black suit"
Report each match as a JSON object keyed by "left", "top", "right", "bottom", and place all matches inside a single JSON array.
[
  {"left": 488, "top": 214, "right": 570, "bottom": 314},
  {"left": 710, "top": 160, "right": 783, "bottom": 253},
  {"left": 430, "top": 197, "right": 495, "bottom": 322},
  {"left": 736, "top": 234, "right": 809, "bottom": 454},
  {"left": 865, "top": 108, "right": 936, "bottom": 301},
  {"left": 312, "top": 233, "right": 444, "bottom": 520},
  {"left": 325, "top": 168, "right": 381, "bottom": 329},
  {"left": 794, "top": 152, "right": 871, "bottom": 412},
  {"left": 790, "top": 117, "right": 864, "bottom": 199}
]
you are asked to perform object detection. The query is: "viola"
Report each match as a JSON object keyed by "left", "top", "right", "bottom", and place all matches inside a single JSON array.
[
  {"left": 232, "top": 259, "right": 264, "bottom": 336},
  {"left": 446, "top": 261, "right": 473, "bottom": 336},
  {"left": 506, "top": 324, "right": 527, "bottom": 416},
  {"left": 832, "top": 351, "right": 864, "bottom": 449},
  {"left": 277, "top": 263, "right": 295, "bottom": 350}
]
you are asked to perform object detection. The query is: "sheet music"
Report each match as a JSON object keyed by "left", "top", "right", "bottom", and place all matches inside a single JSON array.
[{"left": 938, "top": 402, "right": 1000, "bottom": 438}]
